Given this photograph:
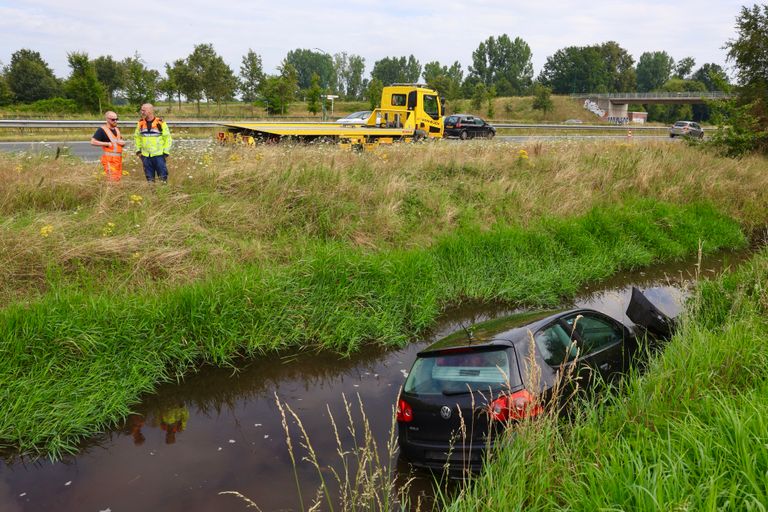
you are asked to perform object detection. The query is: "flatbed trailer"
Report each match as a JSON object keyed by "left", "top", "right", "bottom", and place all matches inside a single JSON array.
[{"left": 218, "top": 84, "right": 444, "bottom": 149}]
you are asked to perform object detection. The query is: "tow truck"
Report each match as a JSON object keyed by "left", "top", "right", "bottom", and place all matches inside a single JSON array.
[{"left": 218, "top": 84, "right": 444, "bottom": 149}]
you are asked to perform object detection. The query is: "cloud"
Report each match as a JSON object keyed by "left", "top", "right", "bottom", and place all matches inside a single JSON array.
[{"left": 1, "top": 0, "right": 743, "bottom": 80}]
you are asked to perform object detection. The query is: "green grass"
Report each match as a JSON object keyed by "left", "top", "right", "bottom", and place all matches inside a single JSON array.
[
  {"left": 444, "top": 250, "right": 768, "bottom": 512},
  {"left": 0, "top": 199, "right": 746, "bottom": 457}
]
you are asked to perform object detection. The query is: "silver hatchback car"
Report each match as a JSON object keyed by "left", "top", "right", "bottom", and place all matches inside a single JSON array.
[{"left": 669, "top": 121, "right": 704, "bottom": 139}]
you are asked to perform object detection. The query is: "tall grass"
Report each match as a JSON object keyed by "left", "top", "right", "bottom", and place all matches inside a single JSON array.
[
  {"left": 0, "top": 140, "right": 762, "bottom": 457},
  {"left": 2, "top": 140, "right": 767, "bottom": 307},
  {"left": 444, "top": 250, "right": 768, "bottom": 511}
]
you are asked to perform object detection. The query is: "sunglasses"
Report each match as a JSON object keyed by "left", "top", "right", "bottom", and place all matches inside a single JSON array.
[{"left": 108, "top": 117, "right": 119, "bottom": 121}]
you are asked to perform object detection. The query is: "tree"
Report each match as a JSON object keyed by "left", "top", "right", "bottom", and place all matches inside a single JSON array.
[
  {"left": 539, "top": 42, "right": 635, "bottom": 94},
  {"left": 346, "top": 54, "right": 366, "bottom": 100},
  {"left": 367, "top": 78, "right": 384, "bottom": 110},
  {"left": 204, "top": 54, "right": 238, "bottom": 113},
  {"left": 371, "top": 55, "right": 421, "bottom": 85},
  {"left": 186, "top": 44, "right": 237, "bottom": 113},
  {"left": 307, "top": 73, "right": 322, "bottom": 115},
  {"left": 600, "top": 41, "right": 636, "bottom": 91},
  {"left": 674, "top": 57, "right": 696, "bottom": 79},
  {"left": 168, "top": 59, "right": 192, "bottom": 110},
  {"left": 122, "top": 54, "right": 159, "bottom": 107},
  {"left": 239, "top": 49, "right": 264, "bottom": 103},
  {"left": 690, "top": 63, "right": 730, "bottom": 91},
  {"left": 423, "top": 60, "right": 463, "bottom": 101},
  {"left": 0, "top": 67, "right": 15, "bottom": 106},
  {"left": 261, "top": 63, "right": 298, "bottom": 115},
  {"left": 5, "top": 49, "right": 60, "bottom": 103},
  {"left": 335, "top": 52, "right": 365, "bottom": 100},
  {"left": 284, "top": 48, "right": 335, "bottom": 91},
  {"left": 63, "top": 52, "right": 104, "bottom": 112},
  {"left": 725, "top": 4, "right": 768, "bottom": 91},
  {"left": 636, "top": 51, "right": 675, "bottom": 92},
  {"left": 93, "top": 55, "right": 124, "bottom": 104},
  {"left": 158, "top": 68, "right": 176, "bottom": 111},
  {"left": 721, "top": 3, "right": 768, "bottom": 153},
  {"left": 531, "top": 83, "right": 554, "bottom": 113},
  {"left": 468, "top": 34, "right": 533, "bottom": 95}
]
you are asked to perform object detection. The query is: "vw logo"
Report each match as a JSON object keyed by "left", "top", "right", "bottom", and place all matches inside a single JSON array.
[{"left": 440, "top": 406, "right": 452, "bottom": 420}]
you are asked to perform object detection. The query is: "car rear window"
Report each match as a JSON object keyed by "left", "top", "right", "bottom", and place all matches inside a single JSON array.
[
  {"left": 445, "top": 116, "right": 458, "bottom": 124},
  {"left": 404, "top": 348, "right": 519, "bottom": 395},
  {"left": 674, "top": 121, "right": 688, "bottom": 127}
]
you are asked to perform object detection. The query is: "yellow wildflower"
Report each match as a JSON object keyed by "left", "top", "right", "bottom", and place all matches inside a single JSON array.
[
  {"left": 129, "top": 194, "right": 143, "bottom": 204},
  {"left": 102, "top": 222, "right": 116, "bottom": 237},
  {"left": 40, "top": 225, "right": 53, "bottom": 237}
]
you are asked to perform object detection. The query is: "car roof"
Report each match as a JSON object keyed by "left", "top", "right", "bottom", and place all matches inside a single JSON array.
[{"left": 418, "top": 308, "right": 576, "bottom": 356}]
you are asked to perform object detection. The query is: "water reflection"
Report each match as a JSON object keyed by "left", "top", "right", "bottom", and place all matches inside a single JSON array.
[{"left": 0, "top": 249, "right": 751, "bottom": 511}]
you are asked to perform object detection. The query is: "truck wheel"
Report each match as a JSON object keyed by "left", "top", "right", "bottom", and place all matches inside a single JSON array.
[
  {"left": 413, "top": 129, "right": 428, "bottom": 142},
  {"left": 459, "top": 130, "right": 468, "bottom": 140}
]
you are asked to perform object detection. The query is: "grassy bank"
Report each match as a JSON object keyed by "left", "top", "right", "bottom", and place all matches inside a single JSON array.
[
  {"left": 0, "top": 140, "right": 765, "bottom": 457},
  {"left": 3, "top": 140, "right": 768, "bottom": 307},
  {"left": 446, "top": 249, "right": 768, "bottom": 511}
]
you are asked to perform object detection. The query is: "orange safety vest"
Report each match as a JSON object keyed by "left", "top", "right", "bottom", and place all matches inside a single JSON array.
[{"left": 100, "top": 124, "right": 123, "bottom": 182}]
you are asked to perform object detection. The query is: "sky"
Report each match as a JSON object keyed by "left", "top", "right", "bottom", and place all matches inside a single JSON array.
[{"left": 0, "top": 0, "right": 751, "bottom": 82}]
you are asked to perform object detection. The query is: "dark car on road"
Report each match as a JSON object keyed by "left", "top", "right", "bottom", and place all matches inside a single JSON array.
[
  {"left": 443, "top": 114, "right": 496, "bottom": 140},
  {"left": 396, "top": 288, "right": 673, "bottom": 472}
]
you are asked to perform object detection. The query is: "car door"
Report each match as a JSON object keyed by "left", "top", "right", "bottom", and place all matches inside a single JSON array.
[{"left": 563, "top": 312, "right": 628, "bottom": 382}]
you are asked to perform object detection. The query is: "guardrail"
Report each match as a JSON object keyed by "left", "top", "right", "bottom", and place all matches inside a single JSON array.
[
  {"left": 570, "top": 91, "right": 731, "bottom": 100},
  {"left": 0, "top": 120, "right": 221, "bottom": 128},
  {"left": 493, "top": 123, "right": 666, "bottom": 131},
  {"left": 1, "top": 119, "right": 669, "bottom": 131}
]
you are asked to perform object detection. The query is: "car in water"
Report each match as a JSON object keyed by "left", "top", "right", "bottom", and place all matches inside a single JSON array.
[
  {"left": 336, "top": 110, "right": 372, "bottom": 125},
  {"left": 443, "top": 114, "right": 496, "bottom": 140},
  {"left": 396, "top": 288, "right": 673, "bottom": 472},
  {"left": 669, "top": 121, "right": 704, "bottom": 139}
]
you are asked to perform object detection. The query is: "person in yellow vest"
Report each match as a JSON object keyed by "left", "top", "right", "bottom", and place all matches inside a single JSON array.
[
  {"left": 134, "top": 103, "right": 172, "bottom": 183},
  {"left": 90, "top": 111, "right": 125, "bottom": 182}
]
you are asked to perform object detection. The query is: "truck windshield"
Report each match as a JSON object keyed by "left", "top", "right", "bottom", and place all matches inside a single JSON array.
[{"left": 423, "top": 94, "right": 440, "bottom": 120}]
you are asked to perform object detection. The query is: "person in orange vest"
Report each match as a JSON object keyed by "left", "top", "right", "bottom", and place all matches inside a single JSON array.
[
  {"left": 90, "top": 111, "right": 125, "bottom": 182},
  {"left": 134, "top": 103, "right": 172, "bottom": 183}
]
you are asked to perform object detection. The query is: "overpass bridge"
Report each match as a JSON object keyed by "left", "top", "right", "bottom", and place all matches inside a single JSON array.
[{"left": 570, "top": 91, "right": 732, "bottom": 121}]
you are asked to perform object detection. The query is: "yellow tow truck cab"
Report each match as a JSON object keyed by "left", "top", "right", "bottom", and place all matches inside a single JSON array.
[{"left": 219, "top": 84, "right": 444, "bottom": 148}]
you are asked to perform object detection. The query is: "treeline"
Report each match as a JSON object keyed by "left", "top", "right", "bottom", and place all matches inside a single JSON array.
[{"left": 0, "top": 38, "right": 727, "bottom": 122}]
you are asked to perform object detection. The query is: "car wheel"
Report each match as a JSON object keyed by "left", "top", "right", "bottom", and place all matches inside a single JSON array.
[
  {"left": 488, "top": 131, "right": 495, "bottom": 139},
  {"left": 459, "top": 130, "right": 468, "bottom": 140}
]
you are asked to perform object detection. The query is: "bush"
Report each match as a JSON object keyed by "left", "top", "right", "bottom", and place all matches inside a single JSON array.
[
  {"left": 707, "top": 98, "right": 768, "bottom": 157},
  {"left": 17, "top": 97, "right": 79, "bottom": 114}
]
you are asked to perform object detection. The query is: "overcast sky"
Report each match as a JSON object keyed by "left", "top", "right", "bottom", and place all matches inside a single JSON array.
[{"left": 0, "top": 0, "right": 751, "bottom": 82}]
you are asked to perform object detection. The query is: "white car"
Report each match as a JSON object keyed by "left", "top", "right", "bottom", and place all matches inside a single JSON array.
[
  {"left": 336, "top": 111, "right": 372, "bottom": 125},
  {"left": 669, "top": 121, "right": 704, "bottom": 139}
]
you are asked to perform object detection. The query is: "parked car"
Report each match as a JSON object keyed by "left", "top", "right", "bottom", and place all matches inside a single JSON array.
[
  {"left": 443, "top": 114, "right": 496, "bottom": 139},
  {"left": 669, "top": 121, "right": 704, "bottom": 139},
  {"left": 396, "top": 288, "right": 674, "bottom": 472},
  {"left": 337, "top": 110, "right": 372, "bottom": 125}
]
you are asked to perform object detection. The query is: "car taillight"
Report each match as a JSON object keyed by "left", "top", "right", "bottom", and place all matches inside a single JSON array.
[
  {"left": 397, "top": 399, "right": 413, "bottom": 422},
  {"left": 456, "top": 122, "right": 462, "bottom": 128},
  {"left": 489, "top": 390, "right": 542, "bottom": 422}
]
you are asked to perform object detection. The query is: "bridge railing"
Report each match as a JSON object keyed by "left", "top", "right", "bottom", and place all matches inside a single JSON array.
[{"left": 570, "top": 91, "right": 731, "bottom": 100}]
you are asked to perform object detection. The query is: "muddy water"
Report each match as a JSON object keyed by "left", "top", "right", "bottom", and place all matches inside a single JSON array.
[{"left": 0, "top": 250, "right": 750, "bottom": 512}]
